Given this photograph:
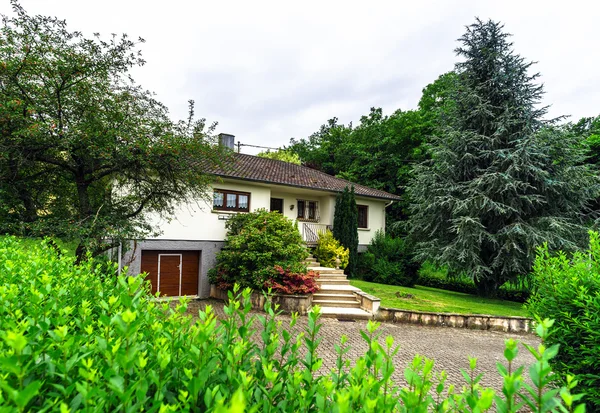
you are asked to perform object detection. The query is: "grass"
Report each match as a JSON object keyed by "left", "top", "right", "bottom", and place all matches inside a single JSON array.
[{"left": 349, "top": 279, "right": 527, "bottom": 317}]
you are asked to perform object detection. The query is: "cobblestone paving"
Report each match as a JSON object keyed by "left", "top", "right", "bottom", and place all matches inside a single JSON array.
[{"left": 186, "top": 299, "right": 540, "bottom": 393}]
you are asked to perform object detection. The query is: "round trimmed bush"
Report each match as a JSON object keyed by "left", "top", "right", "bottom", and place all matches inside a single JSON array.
[{"left": 208, "top": 209, "right": 310, "bottom": 291}]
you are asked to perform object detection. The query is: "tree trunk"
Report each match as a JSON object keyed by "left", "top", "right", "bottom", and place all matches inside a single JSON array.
[
  {"left": 75, "top": 243, "right": 87, "bottom": 265},
  {"left": 473, "top": 277, "right": 500, "bottom": 298}
]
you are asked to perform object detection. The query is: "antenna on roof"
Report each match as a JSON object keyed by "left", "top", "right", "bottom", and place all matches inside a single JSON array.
[{"left": 236, "top": 142, "right": 281, "bottom": 153}]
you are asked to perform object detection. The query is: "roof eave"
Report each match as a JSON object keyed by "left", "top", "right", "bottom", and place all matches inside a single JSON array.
[{"left": 209, "top": 173, "right": 401, "bottom": 201}]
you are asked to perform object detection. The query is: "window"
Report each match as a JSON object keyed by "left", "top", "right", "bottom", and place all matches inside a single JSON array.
[
  {"left": 297, "top": 199, "right": 318, "bottom": 221},
  {"left": 357, "top": 205, "right": 368, "bottom": 228},
  {"left": 213, "top": 189, "right": 250, "bottom": 212}
]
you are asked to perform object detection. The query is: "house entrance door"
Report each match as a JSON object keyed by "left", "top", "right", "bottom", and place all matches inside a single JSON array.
[{"left": 270, "top": 198, "right": 284, "bottom": 213}]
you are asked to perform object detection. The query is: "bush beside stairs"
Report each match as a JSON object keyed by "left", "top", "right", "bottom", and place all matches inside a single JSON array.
[{"left": 304, "top": 254, "right": 373, "bottom": 320}]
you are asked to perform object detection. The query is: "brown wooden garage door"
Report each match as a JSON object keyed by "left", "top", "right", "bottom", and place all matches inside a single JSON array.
[{"left": 141, "top": 250, "right": 200, "bottom": 296}]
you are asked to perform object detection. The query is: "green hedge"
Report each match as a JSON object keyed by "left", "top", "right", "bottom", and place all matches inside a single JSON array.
[
  {"left": 527, "top": 232, "right": 600, "bottom": 410},
  {"left": 0, "top": 237, "right": 585, "bottom": 411},
  {"left": 357, "top": 231, "right": 420, "bottom": 287},
  {"left": 418, "top": 263, "right": 531, "bottom": 303}
]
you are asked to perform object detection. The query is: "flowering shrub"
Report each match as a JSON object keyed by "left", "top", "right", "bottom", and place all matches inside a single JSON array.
[
  {"left": 264, "top": 266, "right": 320, "bottom": 294},
  {"left": 208, "top": 209, "right": 309, "bottom": 290},
  {"left": 314, "top": 229, "right": 349, "bottom": 269}
]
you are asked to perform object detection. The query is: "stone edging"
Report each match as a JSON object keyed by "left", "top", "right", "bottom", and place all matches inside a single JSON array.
[
  {"left": 375, "top": 307, "right": 533, "bottom": 333},
  {"left": 210, "top": 286, "right": 312, "bottom": 315},
  {"left": 353, "top": 290, "right": 380, "bottom": 313}
]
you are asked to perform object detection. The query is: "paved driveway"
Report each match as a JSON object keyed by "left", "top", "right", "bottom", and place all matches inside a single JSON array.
[{"left": 186, "top": 299, "right": 540, "bottom": 393}]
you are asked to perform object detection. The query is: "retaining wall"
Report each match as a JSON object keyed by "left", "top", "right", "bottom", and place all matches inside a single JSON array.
[{"left": 375, "top": 307, "right": 532, "bottom": 333}]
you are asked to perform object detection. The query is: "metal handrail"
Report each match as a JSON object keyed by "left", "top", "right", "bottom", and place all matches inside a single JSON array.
[{"left": 301, "top": 223, "right": 332, "bottom": 244}]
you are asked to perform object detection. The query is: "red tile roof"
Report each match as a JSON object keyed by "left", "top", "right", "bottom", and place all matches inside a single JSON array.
[{"left": 202, "top": 153, "right": 401, "bottom": 201}]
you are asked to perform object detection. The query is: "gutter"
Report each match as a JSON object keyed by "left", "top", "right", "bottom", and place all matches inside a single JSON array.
[
  {"left": 384, "top": 200, "right": 394, "bottom": 208},
  {"left": 212, "top": 175, "right": 401, "bottom": 201}
]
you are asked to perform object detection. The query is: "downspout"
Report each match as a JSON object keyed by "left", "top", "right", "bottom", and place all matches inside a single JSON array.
[{"left": 384, "top": 200, "right": 394, "bottom": 233}]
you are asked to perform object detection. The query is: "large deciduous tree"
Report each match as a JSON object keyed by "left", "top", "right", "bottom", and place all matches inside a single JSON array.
[
  {"left": 333, "top": 186, "right": 358, "bottom": 276},
  {"left": 408, "top": 19, "right": 597, "bottom": 296},
  {"left": 288, "top": 107, "right": 431, "bottom": 226},
  {"left": 256, "top": 148, "right": 301, "bottom": 165},
  {"left": 0, "top": 2, "right": 225, "bottom": 261}
]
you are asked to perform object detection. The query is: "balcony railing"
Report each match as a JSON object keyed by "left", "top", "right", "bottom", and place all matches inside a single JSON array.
[{"left": 301, "top": 222, "right": 332, "bottom": 245}]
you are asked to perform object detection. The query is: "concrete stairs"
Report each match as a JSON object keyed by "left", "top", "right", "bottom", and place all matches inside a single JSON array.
[{"left": 305, "top": 255, "right": 372, "bottom": 320}]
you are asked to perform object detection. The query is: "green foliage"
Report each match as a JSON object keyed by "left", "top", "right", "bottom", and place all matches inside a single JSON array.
[
  {"left": 333, "top": 186, "right": 358, "bottom": 276},
  {"left": 527, "top": 232, "right": 600, "bottom": 409},
  {"left": 570, "top": 115, "right": 600, "bottom": 165},
  {"left": 418, "top": 71, "right": 458, "bottom": 117},
  {"left": 256, "top": 148, "right": 301, "bottom": 165},
  {"left": 288, "top": 107, "right": 431, "bottom": 224},
  {"left": 0, "top": 237, "right": 585, "bottom": 411},
  {"left": 313, "top": 229, "right": 349, "bottom": 269},
  {"left": 0, "top": 2, "right": 226, "bottom": 261},
  {"left": 408, "top": 19, "right": 598, "bottom": 297},
  {"left": 418, "top": 263, "right": 531, "bottom": 303},
  {"left": 358, "top": 231, "right": 420, "bottom": 287},
  {"left": 208, "top": 209, "right": 309, "bottom": 290},
  {"left": 263, "top": 266, "right": 320, "bottom": 295}
]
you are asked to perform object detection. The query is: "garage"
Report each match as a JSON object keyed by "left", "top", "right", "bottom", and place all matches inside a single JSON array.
[{"left": 140, "top": 250, "right": 200, "bottom": 297}]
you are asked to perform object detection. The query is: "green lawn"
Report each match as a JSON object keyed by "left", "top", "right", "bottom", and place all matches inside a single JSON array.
[{"left": 350, "top": 279, "right": 527, "bottom": 317}]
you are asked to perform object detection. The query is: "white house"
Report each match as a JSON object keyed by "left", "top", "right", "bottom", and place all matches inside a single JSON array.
[{"left": 123, "top": 134, "right": 401, "bottom": 298}]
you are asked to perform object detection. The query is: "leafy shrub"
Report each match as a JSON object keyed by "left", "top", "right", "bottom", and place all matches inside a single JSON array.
[
  {"left": 208, "top": 209, "right": 309, "bottom": 290},
  {"left": 264, "top": 266, "right": 320, "bottom": 294},
  {"left": 418, "top": 262, "right": 531, "bottom": 303},
  {"left": 0, "top": 238, "right": 585, "bottom": 412},
  {"left": 313, "top": 229, "right": 349, "bottom": 269},
  {"left": 527, "top": 232, "right": 600, "bottom": 409},
  {"left": 358, "top": 231, "right": 420, "bottom": 286}
]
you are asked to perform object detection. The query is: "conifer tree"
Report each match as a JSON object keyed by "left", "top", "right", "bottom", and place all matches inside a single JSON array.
[
  {"left": 333, "top": 186, "right": 359, "bottom": 276},
  {"left": 408, "top": 19, "right": 597, "bottom": 296}
]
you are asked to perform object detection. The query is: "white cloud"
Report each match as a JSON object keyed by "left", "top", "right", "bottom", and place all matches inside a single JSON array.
[{"left": 10, "top": 0, "right": 600, "bottom": 153}]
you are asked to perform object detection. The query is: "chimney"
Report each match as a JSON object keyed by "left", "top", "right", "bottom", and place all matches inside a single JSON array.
[{"left": 218, "top": 133, "right": 235, "bottom": 150}]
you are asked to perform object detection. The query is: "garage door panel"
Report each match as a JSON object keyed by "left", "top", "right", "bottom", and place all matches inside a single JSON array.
[
  {"left": 141, "top": 251, "right": 159, "bottom": 294},
  {"left": 141, "top": 250, "right": 200, "bottom": 297},
  {"left": 159, "top": 255, "right": 181, "bottom": 296},
  {"left": 181, "top": 251, "right": 200, "bottom": 296}
]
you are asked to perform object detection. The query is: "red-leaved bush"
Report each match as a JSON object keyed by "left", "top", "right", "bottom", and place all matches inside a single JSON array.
[{"left": 264, "top": 266, "right": 320, "bottom": 295}]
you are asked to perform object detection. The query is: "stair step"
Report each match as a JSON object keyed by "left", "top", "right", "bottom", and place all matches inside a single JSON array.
[
  {"left": 309, "top": 267, "right": 345, "bottom": 274},
  {"left": 313, "top": 293, "right": 356, "bottom": 301},
  {"left": 318, "top": 284, "right": 360, "bottom": 293},
  {"left": 317, "top": 279, "right": 349, "bottom": 286},
  {"left": 317, "top": 307, "right": 373, "bottom": 320},
  {"left": 312, "top": 299, "right": 361, "bottom": 308}
]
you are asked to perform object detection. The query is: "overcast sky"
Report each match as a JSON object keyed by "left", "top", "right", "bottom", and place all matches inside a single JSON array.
[{"left": 7, "top": 0, "right": 600, "bottom": 154}]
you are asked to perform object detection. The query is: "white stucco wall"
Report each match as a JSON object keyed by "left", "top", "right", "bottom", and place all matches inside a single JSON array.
[
  {"left": 148, "top": 181, "right": 271, "bottom": 241},
  {"left": 147, "top": 179, "right": 390, "bottom": 246},
  {"left": 270, "top": 191, "right": 336, "bottom": 225},
  {"left": 355, "top": 197, "right": 388, "bottom": 246}
]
